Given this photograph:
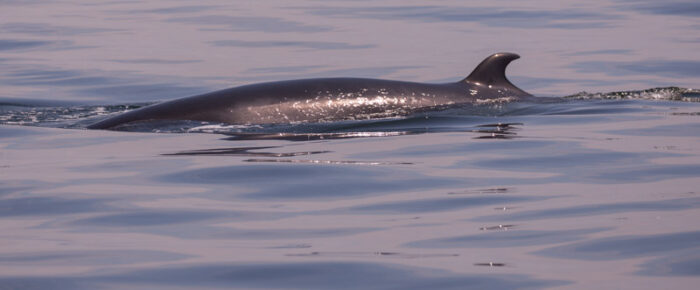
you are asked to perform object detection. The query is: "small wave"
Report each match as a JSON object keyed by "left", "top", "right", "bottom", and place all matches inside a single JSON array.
[
  {"left": 563, "top": 87, "right": 700, "bottom": 102},
  {"left": 0, "top": 103, "right": 150, "bottom": 128}
]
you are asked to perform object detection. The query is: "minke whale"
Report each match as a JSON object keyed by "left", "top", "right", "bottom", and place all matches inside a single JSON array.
[{"left": 87, "top": 52, "right": 533, "bottom": 129}]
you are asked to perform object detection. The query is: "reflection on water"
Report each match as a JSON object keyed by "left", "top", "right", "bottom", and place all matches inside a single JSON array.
[
  {"left": 0, "top": 262, "right": 567, "bottom": 290},
  {"left": 406, "top": 228, "right": 610, "bottom": 248},
  {"left": 163, "top": 146, "right": 331, "bottom": 157},
  {"left": 473, "top": 262, "right": 507, "bottom": 267},
  {"left": 0, "top": 196, "right": 113, "bottom": 217},
  {"left": 449, "top": 187, "right": 513, "bottom": 195},
  {"left": 3, "top": 97, "right": 698, "bottom": 287},
  {"left": 286, "top": 251, "right": 459, "bottom": 259},
  {"left": 535, "top": 231, "right": 700, "bottom": 260},
  {"left": 1, "top": 102, "right": 699, "bottom": 288},
  {"left": 472, "top": 198, "right": 700, "bottom": 222},
  {"left": 242, "top": 159, "right": 414, "bottom": 165},
  {"left": 1, "top": 0, "right": 699, "bottom": 289},
  {"left": 0, "top": 250, "right": 191, "bottom": 266},
  {"left": 479, "top": 224, "right": 516, "bottom": 231},
  {"left": 339, "top": 196, "right": 547, "bottom": 214},
  {"left": 637, "top": 250, "right": 700, "bottom": 277},
  {"left": 222, "top": 131, "right": 415, "bottom": 141}
]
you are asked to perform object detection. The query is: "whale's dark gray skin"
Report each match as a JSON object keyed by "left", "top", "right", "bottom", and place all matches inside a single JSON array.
[{"left": 87, "top": 53, "right": 533, "bottom": 129}]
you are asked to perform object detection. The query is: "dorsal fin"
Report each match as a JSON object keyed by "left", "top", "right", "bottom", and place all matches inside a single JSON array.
[{"left": 462, "top": 52, "right": 520, "bottom": 87}]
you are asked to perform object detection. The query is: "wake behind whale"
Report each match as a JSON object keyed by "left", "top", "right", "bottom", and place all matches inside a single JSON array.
[{"left": 86, "top": 53, "right": 533, "bottom": 129}]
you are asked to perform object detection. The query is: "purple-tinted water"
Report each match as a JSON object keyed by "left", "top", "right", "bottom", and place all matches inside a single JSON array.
[{"left": 1, "top": 1, "right": 699, "bottom": 289}]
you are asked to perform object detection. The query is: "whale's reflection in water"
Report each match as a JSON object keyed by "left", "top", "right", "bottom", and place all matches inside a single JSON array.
[
  {"left": 220, "top": 123, "right": 522, "bottom": 141},
  {"left": 163, "top": 146, "right": 331, "bottom": 157},
  {"left": 222, "top": 131, "right": 415, "bottom": 141},
  {"left": 243, "top": 159, "right": 414, "bottom": 165}
]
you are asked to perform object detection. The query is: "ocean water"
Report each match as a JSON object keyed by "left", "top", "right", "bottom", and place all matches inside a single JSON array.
[{"left": 1, "top": 0, "right": 699, "bottom": 289}]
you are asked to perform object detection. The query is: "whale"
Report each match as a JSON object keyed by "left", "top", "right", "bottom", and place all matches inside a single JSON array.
[{"left": 87, "top": 52, "right": 533, "bottom": 129}]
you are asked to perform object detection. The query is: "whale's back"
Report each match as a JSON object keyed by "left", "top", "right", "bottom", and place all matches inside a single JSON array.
[{"left": 88, "top": 53, "right": 532, "bottom": 129}]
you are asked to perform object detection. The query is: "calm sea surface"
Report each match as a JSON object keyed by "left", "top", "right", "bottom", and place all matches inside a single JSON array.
[{"left": 1, "top": 0, "right": 699, "bottom": 289}]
